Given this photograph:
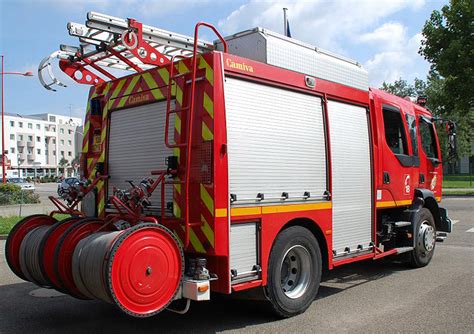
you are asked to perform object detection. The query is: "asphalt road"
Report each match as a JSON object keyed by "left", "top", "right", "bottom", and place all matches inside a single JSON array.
[{"left": 0, "top": 197, "right": 472, "bottom": 333}]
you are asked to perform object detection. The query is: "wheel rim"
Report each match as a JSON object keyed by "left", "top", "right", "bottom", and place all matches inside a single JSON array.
[
  {"left": 280, "top": 245, "right": 311, "bottom": 299},
  {"left": 418, "top": 220, "right": 435, "bottom": 255}
]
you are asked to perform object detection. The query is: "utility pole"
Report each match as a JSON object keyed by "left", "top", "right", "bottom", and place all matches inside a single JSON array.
[{"left": 283, "top": 8, "right": 288, "bottom": 37}]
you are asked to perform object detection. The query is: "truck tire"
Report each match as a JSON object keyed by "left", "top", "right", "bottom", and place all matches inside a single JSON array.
[
  {"left": 409, "top": 208, "right": 436, "bottom": 268},
  {"left": 265, "top": 226, "right": 321, "bottom": 318}
]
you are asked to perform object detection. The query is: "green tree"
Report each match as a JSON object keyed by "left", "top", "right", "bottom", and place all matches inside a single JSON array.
[
  {"left": 381, "top": 78, "right": 427, "bottom": 98},
  {"left": 419, "top": 0, "right": 473, "bottom": 158},
  {"left": 59, "top": 158, "right": 69, "bottom": 175}
]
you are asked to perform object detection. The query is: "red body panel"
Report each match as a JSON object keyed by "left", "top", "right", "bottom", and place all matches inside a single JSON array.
[{"left": 81, "top": 50, "right": 441, "bottom": 295}]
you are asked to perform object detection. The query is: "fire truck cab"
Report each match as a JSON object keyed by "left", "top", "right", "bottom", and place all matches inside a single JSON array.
[{"left": 6, "top": 13, "right": 454, "bottom": 318}]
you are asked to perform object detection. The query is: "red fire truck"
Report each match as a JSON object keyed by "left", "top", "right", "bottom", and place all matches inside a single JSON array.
[{"left": 6, "top": 12, "right": 456, "bottom": 318}]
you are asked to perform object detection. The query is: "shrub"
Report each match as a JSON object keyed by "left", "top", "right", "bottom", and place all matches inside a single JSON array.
[{"left": 0, "top": 184, "right": 40, "bottom": 205}]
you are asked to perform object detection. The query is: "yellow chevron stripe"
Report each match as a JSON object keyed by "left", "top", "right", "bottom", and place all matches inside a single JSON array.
[
  {"left": 83, "top": 121, "right": 90, "bottom": 140},
  {"left": 198, "top": 56, "right": 213, "bottom": 86},
  {"left": 108, "top": 79, "right": 127, "bottom": 108},
  {"left": 173, "top": 147, "right": 180, "bottom": 160},
  {"left": 182, "top": 225, "right": 206, "bottom": 253},
  {"left": 158, "top": 68, "right": 169, "bottom": 85},
  {"left": 174, "top": 114, "right": 182, "bottom": 135},
  {"left": 200, "top": 214, "right": 215, "bottom": 247},
  {"left": 117, "top": 76, "right": 140, "bottom": 108},
  {"left": 203, "top": 92, "right": 214, "bottom": 118},
  {"left": 142, "top": 73, "right": 165, "bottom": 100},
  {"left": 174, "top": 184, "right": 181, "bottom": 195},
  {"left": 101, "top": 82, "right": 112, "bottom": 97},
  {"left": 177, "top": 61, "right": 189, "bottom": 74},
  {"left": 202, "top": 122, "right": 213, "bottom": 141},
  {"left": 87, "top": 158, "right": 94, "bottom": 169},
  {"left": 175, "top": 84, "right": 183, "bottom": 105},
  {"left": 173, "top": 200, "right": 181, "bottom": 218},
  {"left": 200, "top": 184, "right": 214, "bottom": 215}
]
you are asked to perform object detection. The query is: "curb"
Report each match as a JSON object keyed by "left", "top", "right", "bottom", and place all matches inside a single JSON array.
[{"left": 442, "top": 194, "right": 474, "bottom": 197}]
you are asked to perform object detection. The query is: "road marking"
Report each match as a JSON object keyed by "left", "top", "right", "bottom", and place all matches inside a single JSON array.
[
  {"left": 452, "top": 220, "right": 459, "bottom": 225},
  {"left": 466, "top": 228, "right": 474, "bottom": 233}
]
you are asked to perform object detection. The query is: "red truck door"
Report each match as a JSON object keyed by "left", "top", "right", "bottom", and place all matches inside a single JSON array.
[
  {"left": 379, "top": 103, "right": 417, "bottom": 205},
  {"left": 416, "top": 111, "right": 443, "bottom": 198}
]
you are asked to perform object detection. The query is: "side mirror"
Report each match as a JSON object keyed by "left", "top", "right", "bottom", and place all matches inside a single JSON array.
[{"left": 446, "top": 121, "right": 457, "bottom": 162}]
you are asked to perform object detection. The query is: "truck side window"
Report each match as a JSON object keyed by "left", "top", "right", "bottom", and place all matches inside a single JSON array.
[
  {"left": 383, "top": 107, "right": 408, "bottom": 155},
  {"left": 405, "top": 114, "right": 418, "bottom": 156},
  {"left": 419, "top": 118, "right": 439, "bottom": 159}
]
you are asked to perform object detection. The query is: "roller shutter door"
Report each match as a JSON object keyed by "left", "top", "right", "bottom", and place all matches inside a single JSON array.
[
  {"left": 327, "top": 100, "right": 372, "bottom": 255},
  {"left": 107, "top": 101, "right": 174, "bottom": 209},
  {"left": 224, "top": 77, "right": 327, "bottom": 203}
]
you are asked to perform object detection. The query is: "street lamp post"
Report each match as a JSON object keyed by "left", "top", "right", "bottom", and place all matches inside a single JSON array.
[{"left": 1, "top": 55, "right": 33, "bottom": 183}]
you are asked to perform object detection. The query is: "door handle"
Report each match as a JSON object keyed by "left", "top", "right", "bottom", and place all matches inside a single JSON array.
[
  {"left": 419, "top": 173, "right": 425, "bottom": 184},
  {"left": 383, "top": 172, "right": 390, "bottom": 184}
]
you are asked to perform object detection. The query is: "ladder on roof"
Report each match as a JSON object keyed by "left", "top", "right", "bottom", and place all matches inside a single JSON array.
[{"left": 38, "top": 11, "right": 215, "bottom": 91}]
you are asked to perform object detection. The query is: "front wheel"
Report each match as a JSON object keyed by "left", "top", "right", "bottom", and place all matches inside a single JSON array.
[
  {"left": 265, "top": 226, "right": 322, "bottom": 318},
  {"left": 409, "top": 208, "right": 436, "bottom": 268}
]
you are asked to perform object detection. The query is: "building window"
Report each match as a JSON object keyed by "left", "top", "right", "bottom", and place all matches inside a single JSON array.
[
  {"left": 68, "top": 151, "right": 72, "bottom": 157},
  {"left": 51, "top": 126, "right": 56, "bottom": 132},
  {"left": 27, "top": 148, "right": 32, "bottom": 154},
  {"left": 28, "top": 123, "right": 33, "bottom": 129},
  {"left": 68, "top": 140, "right": 72, "bottom": 146},
  {"left": 10, "top": 121, "right": 14, "bottom": 127},
  {"left": 28, "top": 135, "right": 33, "bottom": 142},
  {"left": 419, "top": 118, "right": 439, "bottom": 159},
  {"left": 68, "top": 130, "right": 73, "bottom": 135},
  {"left": 61, "top": 151, "right": 64, "bottom": 157},
  {"left": 60, "top": 128, "right": 64, "bottom": 134},
  {"left": 36, "top": 124, "right": 41, "bottom": 130},
  {"left": 52, "top": 138, "right": 56, "bottom": 144},
  {"left": 10, "top": 134, "right": 14, "bottom": 140},
  {"left": 18, "top": 135, "right": 23, "bottom": 140},
  {"left": 383, "top": 107, "right": 408, "bottom": 155},
  {"left": 19, "top": 122, "right": 23, "bottom": 128},
  {"left": 37, "top": 149, "right": 41, "bottom": 154},
  {"left": 36, "top": 136, "right": 41, "bottom": 142},
  {"left": 53, "top": 150, "right": 56, "bottom": 156},
  {"left": 49, "top": 116, "right": 56, "bottom": 122},
  {"left": 18, "top": 148, "right": 23, "bottom": 153},
  {"left": 60, "top": 139, "right": 64, "bottom": 145},
  {"left": 10, "top": 148, "right": 15, "bottom": 153}
]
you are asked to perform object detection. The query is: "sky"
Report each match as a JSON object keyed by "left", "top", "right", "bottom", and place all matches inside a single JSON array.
[{"left": 0, "top": 0, "right": 447, "bottom": 119}]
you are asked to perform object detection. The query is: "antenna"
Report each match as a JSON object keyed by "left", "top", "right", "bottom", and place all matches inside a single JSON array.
[{"left": 283, "top": 8, "right": 288, "bottom": 36}]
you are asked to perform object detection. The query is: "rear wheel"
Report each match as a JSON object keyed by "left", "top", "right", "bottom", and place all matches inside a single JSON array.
[
  {"left": 265, "top": 226, "right": 321, "bottom": 318},
  {"left": 409, "top": 208, "right": 436, "bottom": 268}
]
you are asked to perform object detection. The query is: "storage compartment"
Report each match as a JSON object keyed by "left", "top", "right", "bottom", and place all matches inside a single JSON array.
[
  {"left": 230, "top": 222, "right": 259, "bottom": 283},
  {"left": 217, "top": 27, "right": 369, "bottom": 91}
]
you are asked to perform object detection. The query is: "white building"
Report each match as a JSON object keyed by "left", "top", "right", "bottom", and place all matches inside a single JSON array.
[{"left": 1, "top": 113, "right": 83, "bottom": 178}]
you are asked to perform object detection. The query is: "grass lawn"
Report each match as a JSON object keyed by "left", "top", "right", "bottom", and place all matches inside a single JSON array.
[
  {"left": 0, "top": 214, "right": 71, "bottom": 235},
  {"left": 443, "top": 175, "right": 474, "bottom": 189}
]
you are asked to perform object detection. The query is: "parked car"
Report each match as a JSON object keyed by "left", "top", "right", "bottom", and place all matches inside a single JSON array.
[
  {"left": 7, "top": 177, "right": 35, "bottom": 191},
  {"left": 57, "top": 177, "right": 80, "bottom": 197}
]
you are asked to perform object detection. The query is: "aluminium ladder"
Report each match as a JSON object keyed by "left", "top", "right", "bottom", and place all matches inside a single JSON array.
[{"left": 38, "top": 11, "right": 214, "bottom": 91}]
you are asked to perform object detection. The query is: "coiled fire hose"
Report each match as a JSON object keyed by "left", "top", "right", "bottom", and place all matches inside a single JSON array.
[
  {"left": 72, "top": 231, "right": 121, "bottom": 302},
  {"left": 19, "top": 225, "right": 51, "bottom": 286},
  {"left": 70, "top": 223, "right": 184, "bottom": 317}
]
